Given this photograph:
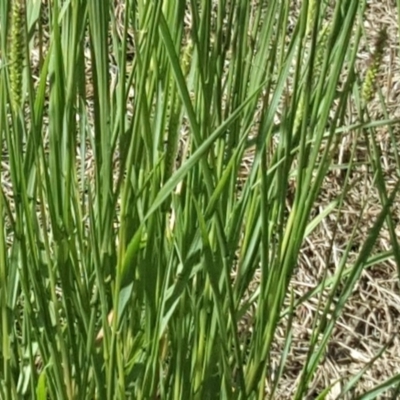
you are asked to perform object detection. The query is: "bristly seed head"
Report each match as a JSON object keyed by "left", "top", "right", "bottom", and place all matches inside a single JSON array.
[
  {"left": 362, "top": 28, "right": 388, "bottom": 105},
  {"left": 9, "top": 0, "right": 26, "bottom": 113}
]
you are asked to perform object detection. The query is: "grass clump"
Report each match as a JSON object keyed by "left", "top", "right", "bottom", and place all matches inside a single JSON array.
[{"left": 0, "top": 0, "right": 399, "bottom": 399}]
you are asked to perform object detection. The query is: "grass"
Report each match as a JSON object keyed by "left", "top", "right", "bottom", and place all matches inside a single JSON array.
[{"left": 0, "top": 0, "right": 400, "bottom": 398}]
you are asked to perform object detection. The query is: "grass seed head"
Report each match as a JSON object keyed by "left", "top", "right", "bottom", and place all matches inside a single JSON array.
[
  {"left": 362, "top": 28, "right": 388, "bottom": 105},
  {"left": 9, "top": 0, "right": 26, "bottom": 113}
]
